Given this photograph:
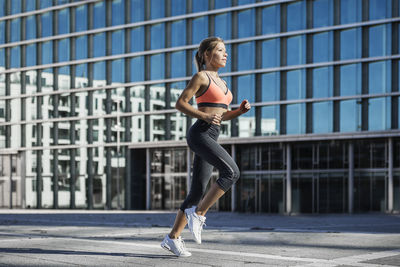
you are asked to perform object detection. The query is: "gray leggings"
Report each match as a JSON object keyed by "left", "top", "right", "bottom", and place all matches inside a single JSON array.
[{"left": 180, "top": 119, "right": 240, "bottom": 212}]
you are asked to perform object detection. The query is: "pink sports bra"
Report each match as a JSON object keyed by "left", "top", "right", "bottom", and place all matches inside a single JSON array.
[{"left": 196, "top": 72, "right": 233, "bottom": 109}]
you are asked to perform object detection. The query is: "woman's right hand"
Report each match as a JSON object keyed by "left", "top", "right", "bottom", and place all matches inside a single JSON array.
[{"left": 205, "top": 113, "right": 222, "bottom": 125}]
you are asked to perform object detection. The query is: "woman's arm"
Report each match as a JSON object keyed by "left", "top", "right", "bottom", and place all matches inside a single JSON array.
[{"left": 222, "top": 100, "right": 251, "bottom": 121}]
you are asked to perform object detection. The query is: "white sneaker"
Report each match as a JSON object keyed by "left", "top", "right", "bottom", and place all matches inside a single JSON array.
[
  {"left": 185, "top": 206, "right": 206, "bottom": 244},
  {"left": 161, "top": 234, "right": 192, "bottom": 257}
]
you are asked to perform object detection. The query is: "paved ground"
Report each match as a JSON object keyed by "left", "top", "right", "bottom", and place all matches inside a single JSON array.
[{"left": 0, "top": 209, "right": 399, "bottom": 266}]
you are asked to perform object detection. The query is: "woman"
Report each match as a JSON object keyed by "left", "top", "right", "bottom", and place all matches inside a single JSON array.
[{"left": 161, "top": 37, "right": 251, "bottom": 257}]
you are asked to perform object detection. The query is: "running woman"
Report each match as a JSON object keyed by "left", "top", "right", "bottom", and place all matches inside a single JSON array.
[{"left": 161, "top": 37, "right": 251, "bottom": 257}]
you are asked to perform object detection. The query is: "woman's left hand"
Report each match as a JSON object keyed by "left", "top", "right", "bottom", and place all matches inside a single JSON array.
[{"left": 239, "top": 100, "right": 251, "bottom": 114}]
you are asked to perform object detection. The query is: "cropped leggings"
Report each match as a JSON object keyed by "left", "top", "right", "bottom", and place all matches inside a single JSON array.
[{"left": 180, "top": 119, "right": 240, "bottom": 212}]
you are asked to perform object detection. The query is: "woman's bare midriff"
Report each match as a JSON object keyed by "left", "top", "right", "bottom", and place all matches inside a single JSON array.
[{"left": 198, "top": 106, "right": 227, "bottom": 125}]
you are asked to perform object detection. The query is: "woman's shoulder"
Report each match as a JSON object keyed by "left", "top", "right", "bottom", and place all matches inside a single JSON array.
[{"left": 191, "top": 71, "right": 209, "bottom": 84}]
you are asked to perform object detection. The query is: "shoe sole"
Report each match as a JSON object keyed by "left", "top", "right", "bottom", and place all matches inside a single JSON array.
[{"left": 161, "top": 243, "right": 191, "bottom": 257}]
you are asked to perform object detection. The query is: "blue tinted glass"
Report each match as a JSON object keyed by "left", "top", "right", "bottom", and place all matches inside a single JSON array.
[
  {"left": 58, "top": 9, "right": 69, "bottom": 34},
  {"left": 369, "top": 25, "right": 391, "bottom": 57},
  {"left": 94, "top": 2, "right": 106, "bottom": 29},
  {"left": 340, "top": 100, "right": 360, "bottom": 132},
  {"left": 131, "top": 27, "right": 145, "bottom": 52},
  {"left": 313, "top": 32, "right": 332, "bottom": 63},
  {"left": 112, "top": 0, "right": 124, "bottom": 25},
  {"left": 11, "top": 47, "right": 20, "bottom": 68},
  {"left": 0, "top": 0, "right": 4, "bottom": 17},
  {"left": 218, "top": 44, "right": 231, "bottom": 73},
  {"left": 287, "top": 70, "right": 305, "bottom": 100},
  {"left": 313, "top": 67, "right": 332, "bottom": 98},
  {"left": 369, "top": 97, "right": 390, "bottom": 130},
  {"left": 287, "top": 104, "right": 305, "bottom": 134},
  {"left": 151, "top": 23, "right": 165, "bottom": 49},
  {"left": 239, "top": 0, "right": 254, "bottom": 4},
  {"left": 262, "top": 106, "right": 280, "bottom": 135},
  {"left": 112, "top": 30, "right": 124, "bottom": 55},
  {"left": 313, "top": 102, "right": 332, "bottom": 133},
  {"left": 40, "top": 0, "right": 52, "bottom": 8},
  {"left": 41, "top": 13, "right": 52, "bottom": 37},
  {"left": 369, "top": 0, "right": 391, "bottom": 20},
  {"left": 215, "top": 13, "right": 231, "bottom": 40},
  {"left": 238, "top": 42, "right": 255, "bottom": 71},
  {"left": 340, "top": 28, "right": 361, "bottom": 60},
  {"left": 238, "top": 9, "right": 255, "bottom": 38},
  {"left": 26, "top": 0, "right": 36, "bottom": 12},
  {"left": 0, "top": 22, "right": 4, "bottom": 44},
  {"left": 287, "top": 1, "right": 306, "bottom": 31},
  {"left": 112, "top": 59, "right": 124, "bottom": 83},
  {"left": 340, "top": 64, "right": 361, "bottom": 96},
  {"left": 171, "top": 20, "right": 186, "bottom": 47},
  {"left": 237, "top": 75, "right": 255, "bottom": 103},
  {"left": 340, "top": 0, "right": 361, "bottom": 24},
  {"left": 76, "top": 36, "right": 88, "bottom": 60},
  {"left": 59, "top": 66, "right": 69, "bottom": 76},
  {"left": 26, "top": 16, "right": 36, "bottom": 40},
  {"left": 192, "top": 17, "right": 208, "bottom": 44},
  {"left": 262, "top": 5, "right": 280, "bottom": 34},
  {"left": 93, "top": 33, "right": 106, "bottom": 57},
  {"left": 151, "top": 54, "right": 165, "bottom": 80},
  {"left": 151, "top": 0, "right": 165, "bottom": 19},
  {"left": 58, "top": 39, "right": 70, "bottom": 62},
  {"left": 26, "top": 44, "right": 36, "bottom": 67},
  {"left": 262, "top": 72, "right": 280, "bottom": 102},
  {"left": 131, "top": 0, "right": 145, "bottom": 22},
  {"left": 42, "top": 41, "right": 52, "bottom": 65},
  {"left": 11, "top": 0, "right": 21, "bottom": 14},
  {"left": 369, "top": 61, "right": 390, "bottom": 94},
  {"left": 262, "top": 39, "right": 280, "bottom": 68},
  {"left": 215, "top": 0, "right": 231, "bottom": 9},
  {"left": 131, "top": 56, "right": 145, "bottom": 82},
  {"left": 76, "top": 64, "right": 87, "bottom": 81},
  {"left": 287, "top": 35, "right": 306, "bottom": 66},
  {"left": 0, "top": 49, "right": 4, "bottom": 66},
  {"left": 94, "top": 61, "right": 106, "bottom": 80},
  {"left": 193, "top": 0, "right": 208, "bottom": 12},
  {"left": 11, "top": 19, "right": 20, "bottom": 42},
  {"left": 76, "top": 5, "right": 87, "bottom": 31},
  {"left": 171, "top": 0, "right": 186, "bottom": 16},
  {"left": 171, "top": 51, "right": 186, "bottom": 78},
  {"left": 313, "top": 0, "right": 333, "bottom": 27}
]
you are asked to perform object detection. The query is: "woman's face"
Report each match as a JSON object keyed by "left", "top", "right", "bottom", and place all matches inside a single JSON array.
[{"left": 207, "top": 42, "right": 228, "bottom": 68}]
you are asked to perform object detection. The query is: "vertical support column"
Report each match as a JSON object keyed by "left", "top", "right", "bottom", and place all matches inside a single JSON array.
[
  {"left": 231, "top": 0, "right": 238, "bottom": 137},
  {"left": 35, "top": 0, "right": 42, "bottom": 209},
  {"left": 231, "top": 144, "right": 237, "bottom": 212},
  {"left": 280, "top": 3, "right": 287, "bottom": 135},
  {"left": 392, "top": 0, "right": 399, "bottom": 130},
  {"left": 255, "top": 6, "right": 262, "bottom": 136},
  {"left": 9, "top": 155, "right": 13, "bottom": 209},
  {"left": 306, "top": 0, "right": 313, "bottom": 134},
  {"left": 146, "top": 148, "right": 151, "bottom": 210},
  {"left": 333, "top": 0, "right": 341, "bottom": 132},
  {"left": 52, "top": 7, "right": 59, "bottom": 209},
  {"left": 286, "top": 143, "right": 292, "bottom": 214},
  {"left": 105, "top": 0, "right": 112, "bottom": 210},
  {"left": 87, "top": 3, "right": 94, "bottom": 210},
  {"left": 361, "top": 0, "right": 369, "bottom": 131},
  {"left": 69, "top": 5, "right": 76, "bottom": 209},
  {"left": 388, "top": 138, "right": 394, "bottom": 213},
  {"left": 348, "top": 142, "right": 354, "bottom": 213}
]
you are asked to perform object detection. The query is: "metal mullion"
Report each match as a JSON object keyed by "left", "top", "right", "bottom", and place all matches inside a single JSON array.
[
  {"left": 144, "top": 0, "right": 151, "bottom": 142},
  {"left": 35, "top": 0, "right": 42, "bottom": 209},
  {"left": 5, "top": 0, "right": 11, "bottom": 149},
  {"left": 21, "top": 0, "right": 27, "bottom": 148},
  {"left": 231, "top": 3, "right": 238, "bottom": 137},
  {"left": 105, "top": 0, "right": 112, "bottom": 210},
  {"left": 185, "top": 0, "right": 193, "bottom": 136},
  {"left": 333, "top": 0, "right": 341, "bottom": 133},
  {"left": 280, "top": 2, "right": 287, "bottom": 135},
  {"left": 306, "top": 0, "right": 313, "bottom": 134},
  {"left": 255, "top": 5, "right": 262, "bottom": 136},
  {"left": 392, "top": 0, "right": 399, "bottom": 130},
  {"left": 361, "top": 0, "right": 369, "bottom": 131},
  {"left": 165, "top": 0, "right": 171, "bottom": 141},
  {"left": 86, "top": 2, "right": 94, "bottom": 210}
]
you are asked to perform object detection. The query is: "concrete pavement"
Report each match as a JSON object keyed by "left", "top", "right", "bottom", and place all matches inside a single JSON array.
[{"left": 0, "top": 209, "right": 399, "bottom": 266}]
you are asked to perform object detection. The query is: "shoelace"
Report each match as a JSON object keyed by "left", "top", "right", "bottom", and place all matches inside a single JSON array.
[
  {"left": 177, "top": 237, "right": 187, "bottom": 253},
  {"left": 198, "top": 216, "right": 207, "bottom": 229}
]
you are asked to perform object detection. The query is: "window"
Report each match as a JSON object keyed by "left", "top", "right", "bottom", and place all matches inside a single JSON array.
[
  {"left": 171, "top": 20, "right": 186, "bottom": 47},
  {"left": 287, "top": 1, "right": 306, "bottom": 31},
  {"left": 192, "top": 17, "right": 208, "bottom": 44},
  {"left": 313, "top": 32, "right": 333, "bottom": 63},
  {"left": 131, "top": 27, "right": 145, "bottom": 52},
  {"left": 262, "top": 5, "right": 280, "bottom": 34},
  {"left": 262, "top": 39, "right": 280, "bottom": 68},
  {"left": 313, "top": 0, "right": 333, "bottom": 27},
  {"left": 238, "top": 9, "right": 255, "bottom": 38},
  {"left": 287, "top": 35, "right": 306, "bottom": 66},
  {"left": 58, "top": 9, "right": 69, "bottom": 34},
  {"left": 340, "top": 0, "right": 362, "bottom": 24},
  {"left": 215, "top": 13, "right": 231, "bottom": 40},
  {"left": 151, "top": 24, "right": 165, "bottom": 50},
  {"left": 238, "top": 42, "right": 255, "bottom": 71}
]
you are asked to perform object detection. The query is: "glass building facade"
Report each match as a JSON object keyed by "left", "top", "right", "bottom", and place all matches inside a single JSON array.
[{"left": 0, "top": 0, "right": 399, "bottom": 213}]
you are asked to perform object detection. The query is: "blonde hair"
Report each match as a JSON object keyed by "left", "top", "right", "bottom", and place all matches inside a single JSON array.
[{"left": 194, "top": 37, "right": 224, "bottom": 72}]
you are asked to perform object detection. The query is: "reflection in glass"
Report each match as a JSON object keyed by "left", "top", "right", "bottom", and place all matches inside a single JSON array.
[
  {"left": 58, "top": 9, "right": 69, "bottom": 35},
  {"left": 112, "top": 59, "right": 125, "bottom": 83},
  {"left": 287, "top": 1, "right": 306, "bottom": 31},
  {"left": 369, "top": 25, "right": 391, "bottom": 57},
  {"left": 238, "top": 42, "right": 255, "bottom": 71},
  {"left": 313, "top": 32, "right": 333, "bottom": 63},
  {"left": 192, "top": 17, "right": 208, "bottom": 44},
  {"left": 340, "top": 28, "right": 361, "bottom": 60},
  {"left": 0, "top": 22, "right": 4, "bottom": 44},
  {"left": 93, "top": 61, "right": 106, "bottom": 84},
  {"left": 58, "top": 39, "right": 70, "bottom": 62},
  {"left": 75, "top": 36, "right": 87, "bottom": 60},
  {"left": 131, "top": 0, "right": 145, "bottom": 22},
  {"left": 340, "top": 64, "right": 361, "bottom": 96},
  {"left": 11, "top": 47, "right": 20, "bottom": 68},
  {"left": 262, "top": 39, "right": 280, "bottom": 68},
  {"left": 340, "top": 100, "right": 360, "bottom": 132},
  {"left": 313, "top": 101, "right": 332, "bottom": 133},
  {"left": 238, "top": 75, "right": 255, "bottom": 137},
  {"left": 131, "top": 56, "right": 145, "bottom": 82},
  {"left": 75, "top": 64, "right": 88, "bottom": 88},
  {"left": 112, "top": 0, "right": 124, "bottom": 26},
  {"left": 171, "top": 20, "right": 186, "bottom": 47},
  {"left": 215, "top": 13, "right": 231, "bottom": 40},
  {"left": 151, "top": 54, "right": 165, "bottom": 80},
  {"left": 26, "top": 16, "right": 36, "bottom": 40},
  {"left": 93, "top": 33, "right": 106, "bottom": 57},
  {"left": 287, "top": 69, "right": 305, "bottom": 100},
  {"left": 238, "top": 9, "right": 255, "bottom": 38},
  {"left": 262, "top": 5, "right": 280, "bottom": 34},
  {"left": 340, "top": 0, "right": 361, "bottom": 24},
  {"left": 41, "top": 13, "right": 52, "bottom": 37},
  {"left": 287, "top": 104, "right": 305, "bottom": 134},
  {"left": 131, "top": 27, "right": 145, "bottom": 52},
  {"left": 76, "top": 5, "right": 87, "bottom": 32},
  {"left": 261, "top": 106, "right": 280, "bottom": 135},
  {"left": 369, "top": 61, "right": 390, "bottom": 94},
  {"left": 171, "top": 51, "right": 186, "bottom": 78},
  {"left": 11, "top": 19, "right": 20, "bottom": 42},
  {"left": 313, "top": 0, "right": 333, "bottom": 27},
  {"left": 151, "top": 0, "right": 165, "bottom": 19},
  {"left": 151, "top": 23, "right": 165, "bottom": 50},
  {"left": 313, "top": 67, "right": 332, "bottom": 98},
  {"left": 287, "top": 35, "right": 306, "bottom": 66},
  {"left": 42, "top": 41, "right": 53, "bottom": 65},
  {"left": 112, "top": 30, "right": 124, "bottom": 55},
  {"left": 369, "top": 97, "right": 390, "bottom": 131},
  {"left": 94, "top": 2, "right": 106, "bottom": 29},
  {"left": 58, "top": 67, "right": 69, "bottom": 90}
]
